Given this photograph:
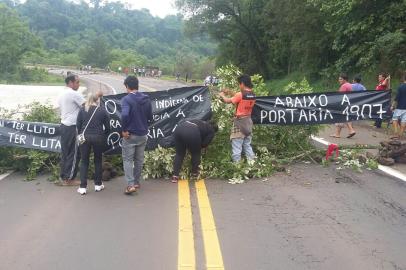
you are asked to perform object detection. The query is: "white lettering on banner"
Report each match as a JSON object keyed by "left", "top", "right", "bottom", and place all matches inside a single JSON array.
[
  {"left": 319, "top": 95, "right": 328, "bottom": 107},
  {"left": 294, "top": 97, "right": 303, "bottom": 108},
  {"left": 286, "top": 109, "right": 297, "bottom": 122},
  {"left": 341, "top": 94, "right": 351, "bottom": 106},
  {"left": 176, "top": 109, "right": 185, "bottom": 118},
  {"left": 273, "top": 95, "right": 329, "bottom": 108},
  {"left": 32, "top": 137, "right": 60, "bottom": 150},
  {"left": 275, "top": 97, "right": 284, "bottom": 107},
  {"left": 286, "top": 97, "right": 293, "bottom": 107},
  {"left": 373, "top": 104, "right": 385, "bottom": 119},
  {"left": 172, "top": 124, "right": 178, "bottom": 133},
  {"left": 278, "top": 110, "right": 286, "bottom": 123},
  {"left": 26, "top": 124, "right": 56, "bottom": 135},
  {"left": 307, "top": 96, "right": 317, "bottom": 107},
  {"left": 260, "top": 108, "right": 334, "bottom": 124},
  {"left": 361, "top": 104, "right": 372, "bottom": 118},
  {"left": 298, "top": 110, "right": 308, "bottom": 122},
  {"left": 192, "top": 95, "right": 203, "bottom": 102},
  {"left": 11, "top": 121, "right": 24, "bottom": 130},
  {"left": 342, "top": 104, "right": 385, "bottom": 121},
  {"left": 308, "top": 110, "right": 318, "bottom": 122},
  {"left": 155, "top": 98, "right": 188, "bottom": 109},
  {"left": 350, "top": 105, "right": 360, "bottom": 120},
  {"left": 107, "top": 132, "right": 122, "bottom": 149},
  {"left": 105, "top": 100, "right": 117, "bottom": 114},
  {"left": 148, "top": 127, "right": 164, "bottom": 139},
  {"left": 8, "top": 132, "right": 26, "bottom": 144},
  {"left": 324, "top": 109, "right": 334, "bottom": 120},
  {"left": 153, "top": 112, "right": 170, "bottom": 121},
  {"left": 110, "top": 119, "right": 122, "bottom": 129}
]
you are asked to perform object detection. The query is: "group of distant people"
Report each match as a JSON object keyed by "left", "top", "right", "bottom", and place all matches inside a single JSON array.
[
  {"left": 204, "top": 75, "right": 219, "bottom": 86},
  {"left": 331, "top": 72, "right": 406, "bottom": 139},
  {"left": 79, "top": 65, "right": 92, "bottom": 74},
  {"left": 57, "top": 73, "right": 255, "bottom": 195},
  {"left": 117, "top": 67, "right": 162, "bottom": 78}
]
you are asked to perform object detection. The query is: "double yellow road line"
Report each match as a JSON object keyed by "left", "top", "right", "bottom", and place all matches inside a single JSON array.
[{"left": 178, "top": 180, "right": 225, "bottom": 270}]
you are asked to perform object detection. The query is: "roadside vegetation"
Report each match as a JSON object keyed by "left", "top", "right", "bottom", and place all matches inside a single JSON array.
[
  {"left": 176, "top": 0, "right": 405, "bottom": 87},
  {"left": 0, "top": 67, "right": 65, "bottom": 85},
  {"left": 0, "top": 1, "right": 217, "bottom": 83}
]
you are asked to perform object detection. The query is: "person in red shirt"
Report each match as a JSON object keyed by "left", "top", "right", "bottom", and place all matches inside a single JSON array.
[
  {"left": 376, "top": 72, "right": 390, "bottom": 91},
  {"left": 374, "top": 72, "right": 390, "bottom": 128},
  {"left": 331, "top": 73, "right": 356, "bottom": 138},
  {"left": 219, "top": 74, "right": 256, "bottom": 163}
]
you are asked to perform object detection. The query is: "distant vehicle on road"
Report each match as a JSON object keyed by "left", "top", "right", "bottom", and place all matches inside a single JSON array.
[{"left": 204, "top": 75, "right": 219, "bottom": 86}]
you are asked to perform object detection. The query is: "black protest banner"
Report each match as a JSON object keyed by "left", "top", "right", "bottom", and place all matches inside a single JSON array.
[
  {"left": 252, "top": 90, "right": 391, "bottom": 125},
  {"left": 0, "top": 86, "right": 212, "bottom": 154},
  {"left": 0, "top": 89, "right": 391, "bottom": 153},
  {"left": 0, "top": 119, "right": 61, "bottom": 152},
  {"left": 102, "top": 86, "right": 212, "bottom": 154}
]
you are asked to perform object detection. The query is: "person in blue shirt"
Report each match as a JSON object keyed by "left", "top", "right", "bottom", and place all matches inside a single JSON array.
[
  {"left": 391, "top": 74, "right": 406, "bottom": 139},
  {"left": 351, "top": 75, "right": 366, "bottom": 91},
  {"left": 121, "top": 76, "right": 153, "bottom": 194}
]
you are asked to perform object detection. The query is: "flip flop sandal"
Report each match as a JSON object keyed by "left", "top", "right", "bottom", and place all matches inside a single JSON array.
[
  {"left": 124, "top": 186, "right": 137, "bottom": 195},
  {"left": 347, "top": 132, "right": 356, "bottom": 138}
]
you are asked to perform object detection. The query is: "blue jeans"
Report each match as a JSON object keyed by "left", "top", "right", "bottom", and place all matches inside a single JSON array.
[
  {"left": 231, "top": 136, "right": 255, "bottom": 162},
  {"left": 122, "top": 135, "right": 147, "bottom": 186}
]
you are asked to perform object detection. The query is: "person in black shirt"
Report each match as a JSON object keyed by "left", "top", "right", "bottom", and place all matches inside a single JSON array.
[
  {"left": 76, "top": 92, "right": 110, "bottom": 195},
  {"left": 171, "top": 119, "right": 218, "bottom": 183},
  {"left": 391, "top": 74, "right": 406, "bottom": 139}
]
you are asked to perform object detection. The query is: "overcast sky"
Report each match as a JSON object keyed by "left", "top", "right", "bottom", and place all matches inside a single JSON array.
[
  {"left": 19, "top": 0, "right": 179, "bottom": 18},
  {"left": 117, "top": 0, "right": 178, "bottom": 18}
]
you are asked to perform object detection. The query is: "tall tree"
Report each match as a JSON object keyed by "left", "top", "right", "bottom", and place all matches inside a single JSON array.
[
  {"left": 79, "top": 36, "right": 112, "bottom": 68},
  {"left": 176, "top": 0, "right": 270, "bottom": 78},
  {"left": 262, "top": 0, "right": 335, "bottom": 77},
  {"left": 0, "top": 3, "right": 39, "bottom": 74},
  {"left": 308, "top": 0, "right": 406, "bottom": 74}
]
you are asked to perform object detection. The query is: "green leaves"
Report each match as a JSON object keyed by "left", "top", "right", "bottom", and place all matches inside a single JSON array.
[
  {"left": 0, "top": 4, "right": 39, "bottom": 76},
  {"left": 79, "top": 36, "right": 112, "bottom": 68},
  {"left": 309, "top": 0, "right": 406, "bottom": 73}
]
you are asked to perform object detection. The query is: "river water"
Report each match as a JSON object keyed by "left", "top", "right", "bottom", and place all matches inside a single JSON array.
[{"left": 0, "top": 84, "right": 86, "bottom": 113}]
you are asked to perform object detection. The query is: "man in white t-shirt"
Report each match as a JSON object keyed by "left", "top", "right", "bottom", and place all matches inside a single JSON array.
[{"left": 57, "top": 74, "right": 85, "bottom": 186}]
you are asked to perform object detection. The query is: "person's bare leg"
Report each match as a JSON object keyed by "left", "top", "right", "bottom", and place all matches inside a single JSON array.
[
  {"left": 330, "top": 125, "right": 342, "bottom": 138},
  {"left": 346, "top": 122, "right": 356, "bottom": 136},
  {"left": 391, "top": 120, "right": 399, "bottom": 138},
  {"left": 399, "top": 122, "right": 406, "bottom": 139}
]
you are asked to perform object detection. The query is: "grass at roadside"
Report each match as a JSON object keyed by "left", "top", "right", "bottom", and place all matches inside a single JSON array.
[
  {"left": 0, "top": 67, "right": 65, "bottom": 85},
  {"left": 19, "top": 73, "right": 64, "bottom": 85}
]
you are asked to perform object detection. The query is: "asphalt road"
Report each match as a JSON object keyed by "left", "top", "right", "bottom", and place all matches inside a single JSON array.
[
  {"left": 48, "top": 69, "right": 189, "bottom": 94},
  {"left": 1, "top": 165, "right": 405, "bottom": 270},
  {"left": 80, "top": 73, "right": 188, "bottom": 94}
]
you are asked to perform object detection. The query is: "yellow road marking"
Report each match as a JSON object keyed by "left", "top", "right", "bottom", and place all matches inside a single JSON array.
[
  {"left": 178, "top": 180, "right": 196, "bottom": 270},
  {"left": 195, "top": 180, "right": 225, "bottom": 270}
]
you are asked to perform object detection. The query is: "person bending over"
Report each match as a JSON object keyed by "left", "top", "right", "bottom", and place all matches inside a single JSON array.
[{"left": 171, "top": 119, "right": 218, "bottom": 183}]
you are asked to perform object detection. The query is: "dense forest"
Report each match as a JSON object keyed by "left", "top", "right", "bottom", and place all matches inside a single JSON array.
[
  {"left": 177, "top": 0, "right": 406, "bottom": 81},
  {"left": 0, "top": 0, "right": 217, "bottom": 80},
  {"left": 0, "top": 0, "right": 405, "bottom": 84}
]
